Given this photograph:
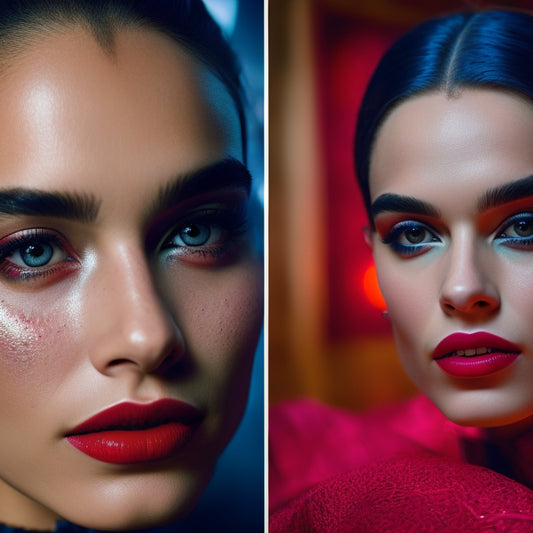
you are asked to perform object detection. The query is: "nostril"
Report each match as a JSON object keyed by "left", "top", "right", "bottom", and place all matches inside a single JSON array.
[
  {"left": 108, "top": 358, "right": 133, "bottom": 367},
  {"left": 440, "top": 296, "right": 499, "bottom": 315},
  {"left": 442, "top": 303, "right": 455, "bottom": 313},
  {"left": 153, "top": 348, "right": 184, "bottom": 376}
]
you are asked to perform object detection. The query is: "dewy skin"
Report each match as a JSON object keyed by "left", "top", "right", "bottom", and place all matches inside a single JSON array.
[{"left": 0, "top": 17, "right": 262, "bottom": 533}]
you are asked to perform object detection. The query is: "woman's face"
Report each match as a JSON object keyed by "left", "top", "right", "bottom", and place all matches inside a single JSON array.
[
  {"left": 369, "top": 89, "right": 533, "bottom": 429},
  {"left": 0, "top": 26, "right": 262, "bottom": 530}
]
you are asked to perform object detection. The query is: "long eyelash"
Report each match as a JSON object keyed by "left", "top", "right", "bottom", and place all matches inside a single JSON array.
[
  {"left": 0, "top": 229, "right": 64, "bottom": 261},
  {"left": 0, "top": 229, "right": 74, "bottom": 281},
  {"left": 381, "top": 225, "right": 406, "bottom": 246},
  {"left": 494, "top": 213, "right": 533, "bottom": 250},
  {"left": 500, "top": 237, "right": 533, "bottom": 247},
  {"left": 186, "top": 209, "right": 248, "bottom": 236},
  {"left": 160, "top": 208, "right": 248, "bottom": 255},
  {"left": 496, "top": 213, "right": 533, "bottom": 237},
  {"left": 381, "top": 221, "right": 437, "bottom": 256}
]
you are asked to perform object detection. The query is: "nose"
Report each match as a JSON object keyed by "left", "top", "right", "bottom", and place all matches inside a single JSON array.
[
  {"left": 87, "top": 241, "right": 184, "bottom": 376},
  {"left": 439, "top": 231, "right": 500, "bottom": 317}
]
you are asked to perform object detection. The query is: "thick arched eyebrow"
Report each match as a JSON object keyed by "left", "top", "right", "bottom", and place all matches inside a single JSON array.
[
  {"left": 371, "top": 193, "right": 440, "bottom": 218},
  {"left": 0, "top": 189, "right": 100, "bottom": 223},
  {"left": 150, "top": 157, "right": 251, "bottom": 218},
  {"left": 478, "top": 174, "right": 533, "bottom": 211}
]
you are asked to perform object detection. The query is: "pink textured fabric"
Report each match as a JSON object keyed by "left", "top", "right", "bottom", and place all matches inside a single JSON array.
[
  {"left": 270, "top": 452, "right": 533, "bottom": 532},
  {"left": 269, "top": 394, "right": 467, "bottom": 510},
  {"left": 270, "top": 394, "right": 533, "bottom": 531}
]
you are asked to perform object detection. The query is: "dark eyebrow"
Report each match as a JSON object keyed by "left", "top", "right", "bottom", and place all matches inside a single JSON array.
[
  {"left": 0, "top": 189, "right": 100, "bottom": 223},
  {"left": 371, "top": 193, "right": 441, "bottom": 219},
  {"left": 478, "top": 174, "right": 533, "bottom": 211},
  {"left": 151, "top": 157, "right": 251, "bottom": 217}
]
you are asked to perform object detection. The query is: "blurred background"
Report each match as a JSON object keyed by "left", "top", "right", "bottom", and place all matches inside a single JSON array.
[{"left": 269, "top": 0, "right": 533, "bottom": 412}]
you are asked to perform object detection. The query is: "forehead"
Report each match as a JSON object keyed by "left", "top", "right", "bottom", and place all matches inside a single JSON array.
[
  {"left": 0, "top": 25, "right": 242, "bottom": 195},
  {"left": 369, "top": 90, "right": 533, "bottom": 203}
]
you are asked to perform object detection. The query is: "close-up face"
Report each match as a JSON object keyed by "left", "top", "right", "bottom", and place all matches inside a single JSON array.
[
  {"left": 0, "top": 24, "right": 262, "bottom": 531},
  {"left": 369, "top": 89, "right": 533, "bottom": 429}
]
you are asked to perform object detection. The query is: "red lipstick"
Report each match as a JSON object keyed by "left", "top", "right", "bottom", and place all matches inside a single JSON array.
[
  {"left": 65, "top": 399, "right": 201, "bottom": 464},
  {"left": 433, "top": 332, "right": 521, "bottom": 378}
]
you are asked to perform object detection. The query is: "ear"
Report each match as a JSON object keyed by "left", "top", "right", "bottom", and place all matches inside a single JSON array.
[{"left": 363, "top": 225, "right": 374, "bottom": 250}]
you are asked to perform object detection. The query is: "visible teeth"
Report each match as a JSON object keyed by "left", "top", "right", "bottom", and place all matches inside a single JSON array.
[{"left": 452, "top": 347, "right": 492, "bottom": 357}]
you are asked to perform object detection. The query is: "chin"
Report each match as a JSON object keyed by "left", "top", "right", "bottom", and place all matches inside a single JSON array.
[
  {"left": 430, "top": 389, "right": 533, "bottom": 430},
  {"left": 57, "top": 467, "right": 214, "bottom": 531}
]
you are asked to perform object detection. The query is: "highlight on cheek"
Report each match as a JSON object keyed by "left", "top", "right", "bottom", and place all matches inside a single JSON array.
[
  {"left": 0, "top": 302, "right": 57, "bottom": 366},
  {"left": 0, "top": 228, "right": 80, "bottom": 285}
]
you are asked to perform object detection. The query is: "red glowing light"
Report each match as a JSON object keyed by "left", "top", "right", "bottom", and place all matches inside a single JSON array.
[{"left": 363, "top": 264, "right": 387, "bottom": 311}]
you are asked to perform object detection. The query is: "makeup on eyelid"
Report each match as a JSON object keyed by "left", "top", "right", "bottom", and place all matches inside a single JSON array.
[
  {"left": 374, "top": 197, "right": 533, "bottom": 257},
  {"left": 478, "top": 197, "right": 533, "bottom": 234},
  {"left": 0, "top": 193, "right": 249, "bottom": 285}
]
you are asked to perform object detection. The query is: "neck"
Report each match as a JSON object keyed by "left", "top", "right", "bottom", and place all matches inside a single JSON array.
[{"left": 461, "top": 416, "right": 533, "bottom": 489}]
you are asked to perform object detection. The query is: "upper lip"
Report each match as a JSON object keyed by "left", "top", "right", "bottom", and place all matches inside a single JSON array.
[
  {"left": 66, "top": 398, "right": 202, "bottom": 435},
  {"left": 433, "top": 332, "right": 521, "bottom": 360}
]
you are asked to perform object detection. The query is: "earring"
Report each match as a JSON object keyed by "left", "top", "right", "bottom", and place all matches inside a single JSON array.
[{"left": 381, "top": 310, "right": 390, "bottom": 320}]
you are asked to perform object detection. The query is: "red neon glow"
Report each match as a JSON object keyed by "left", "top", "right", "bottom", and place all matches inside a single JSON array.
[{"left": 363, "top": 264, "right": 387, "bottom": 311}]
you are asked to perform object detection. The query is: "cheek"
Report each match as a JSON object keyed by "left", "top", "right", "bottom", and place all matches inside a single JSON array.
[
  {"left": 163, "top": 261, "right": 263, "bottom": 445},
  {"left": 0, "top": 296, "right": 79, "bottom": 436},
  {"left": 376, "top": 259, "right": 433, "bottom": 320},
  {"left": 501, "top": 256, "right": 533, "bottom": 305},
  {"left": 163, "top": 261, "right": 263, "bottom": 377},
  {"left": 495, "top": 257, "right": 533, "bottom": 343},
  {"left": 374, "top": 253, "right": 438, "bottom": 353},
  {"left": 0, "top": 300, "right": 69, "bottom": 381}
]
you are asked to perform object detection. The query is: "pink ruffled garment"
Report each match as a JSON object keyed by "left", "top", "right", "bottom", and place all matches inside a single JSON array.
[{"left": 269, "top": 394, "right": 533, "bottom": 532}]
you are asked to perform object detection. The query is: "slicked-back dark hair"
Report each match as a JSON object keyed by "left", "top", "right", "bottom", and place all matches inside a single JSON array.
[
  {"left": 354, "top": 9, "right": 533, "bottom": 223},
  {"left": 0, "top": 0, "right": 246, "bottom": 155}
]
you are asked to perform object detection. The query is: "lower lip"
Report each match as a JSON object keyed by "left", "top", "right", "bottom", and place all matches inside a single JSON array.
[
  {"left": 435, "top": 352, "right": 519, "bottom": 378},
  {"left": 66, "top": 422, "right": 194, "bottom": 464}
]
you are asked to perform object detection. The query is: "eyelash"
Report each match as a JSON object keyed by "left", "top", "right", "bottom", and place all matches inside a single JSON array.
[
  {"left": 494, "top": 212, "right": 533, "bottom": 249},
  {"left": 157, "top": 206, "right": 248, "bottom": 263},
  {"left": 382, "top": 211, "right": 533, "bottom": 258},
  {"left": 0, "top": 228, "right": 77, "bottom": 282},
  {"left": 0, "top": 204, "right": 248, "bottom": 286},
  {"left": 381, "top": 220, "right": 441, "bottom": 257}
]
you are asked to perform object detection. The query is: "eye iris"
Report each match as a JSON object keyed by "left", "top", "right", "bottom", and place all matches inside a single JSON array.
[
  {"left": 405, "top": 227, "right": 426, "bottom": 244},
  {"left": 179, "top": 224, "right": 210, "bottom": 246},
  {"left": 22, "top": 242, "right": 53, "bottom": 267},
  {"left": 514, "top": 219, "right": 533, "bottom": 237}
]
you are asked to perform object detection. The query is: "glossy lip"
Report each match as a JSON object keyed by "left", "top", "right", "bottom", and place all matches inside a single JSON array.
[
  {"left": 433, "top": 332, "right": 521, "bottom": 378},
  {"left": 65, "top": 398, "right": 202, "bottom": 464}
]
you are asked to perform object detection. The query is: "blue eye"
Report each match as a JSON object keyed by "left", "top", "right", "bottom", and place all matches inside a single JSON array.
[
  {"left": 167, "top": 222, "right": 219, "bottom": 248},
  {"left": 154, "top": 200, "right": 250, "bottom": 267},
  {"left": 382, "top": 220, "right": 441, "bottom": 256},
  {"left": 0, "top": 228, "right": 79, "bottom": 284},
  {"left": 495, "top": 212, "right": 533, "bottom": 249},
  {"left": 2, "top": 234, "right": 69, "bottom": 269},
  {"left": 159, "top": 207, "right": 247, "bottom": 257},
  {"left": 14, "top": 242, "right": 54, "bottom": 267}
]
